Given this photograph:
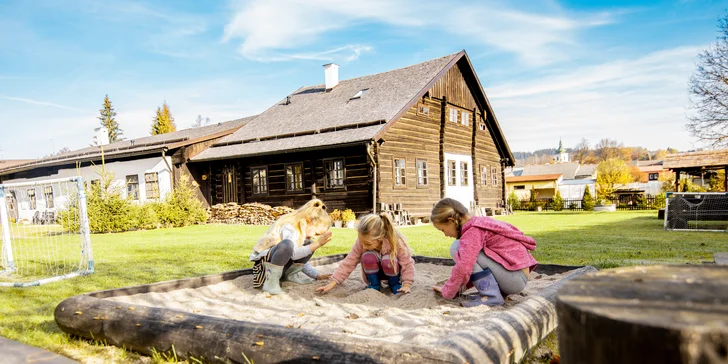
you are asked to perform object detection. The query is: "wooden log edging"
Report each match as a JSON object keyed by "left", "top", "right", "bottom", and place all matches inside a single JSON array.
[
  {"left": 54, "top": 255, "right": 596, "bottom": 363},
  {"left": 556, "top": 265, "right": 728, "bottom": 364}
]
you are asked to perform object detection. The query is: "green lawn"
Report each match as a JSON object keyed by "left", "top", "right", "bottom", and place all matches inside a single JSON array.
[{"left": 0, "top": 211, "right": 725, "bottom": 363}]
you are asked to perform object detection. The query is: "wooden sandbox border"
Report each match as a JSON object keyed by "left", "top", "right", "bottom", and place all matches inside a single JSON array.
[{"left": 54, "top": 255, "right": 596, "bottom": 363}]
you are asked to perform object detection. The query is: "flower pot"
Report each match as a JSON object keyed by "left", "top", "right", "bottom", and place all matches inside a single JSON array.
[
  {"left": 594, "top": 204, "right": 617, "bottom": 212},
  {"left": 536, "top": 206, "right": 543, "bottom": 212},
  {"left": 334, "top": 221, "right": 342, "bottom": 228},
  {"left": 345, "top": 221, "right": 355, "bottom": 229}
]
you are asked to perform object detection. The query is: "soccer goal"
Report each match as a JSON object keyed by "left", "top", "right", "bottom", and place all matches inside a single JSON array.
[
  {"left": 664, "top": 192, "right": 728, "bottom": 232},
  {"left": 0, "top": 176, "right": 94, "bottom": 287}
]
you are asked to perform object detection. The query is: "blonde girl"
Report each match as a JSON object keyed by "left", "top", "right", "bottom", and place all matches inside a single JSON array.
[
  {"left": 316, "top": 213, "right": 415, "bottom": 295},
  {"left": 251, "top": 199, "right": 333, "bottom": 295},
  {"left": 430, "top": 198, "right": 537, "bottom": 307}
]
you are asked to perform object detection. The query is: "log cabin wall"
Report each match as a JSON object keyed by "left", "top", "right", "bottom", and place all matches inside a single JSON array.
[
  {"left": 379, "top": 61, "right": 505, "bottom": 216},
  {"left": 173, "top": 136, "right": 232, "bottom": 208},
  {"left": 203, "top": 145, "right": 372, "bottom": 214}
]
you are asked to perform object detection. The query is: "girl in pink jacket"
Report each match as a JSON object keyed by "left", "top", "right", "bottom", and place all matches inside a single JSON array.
[
  {"left": 317, "top": 213, "right": 415, "bottom": 295},
  {"left": 431, "top": 198, "right": 537, "bottom": 307}
]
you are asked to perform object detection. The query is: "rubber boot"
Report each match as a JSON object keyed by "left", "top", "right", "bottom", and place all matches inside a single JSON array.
[
  {"left": 263, "top": 262, "right": 284, "bottom": 295},
  {"left": 387, "top": 275, "right": 402, "bottom": 294},
  {"left": 365, "top": 273, "right": 382, "bottom": 291},
  {"left": 285, "top": 263, "right": 314, "bottom": 284},
  {"left": 461, "top": 268, "right": 505, "bottom": 307}
]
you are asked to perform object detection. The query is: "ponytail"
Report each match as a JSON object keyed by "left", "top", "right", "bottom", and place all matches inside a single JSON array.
[{"left": 431, "top": 198, "right": 470, "bottom": 238}]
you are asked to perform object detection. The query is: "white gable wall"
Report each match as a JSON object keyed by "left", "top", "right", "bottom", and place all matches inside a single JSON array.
[{"left": 3, "top": 156, "right": 172, "bottom": 222}]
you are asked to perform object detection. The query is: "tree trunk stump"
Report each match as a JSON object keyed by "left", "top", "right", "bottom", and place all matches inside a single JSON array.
[{"left": 557, "top": 265, "right": 728, "bottom": 364}]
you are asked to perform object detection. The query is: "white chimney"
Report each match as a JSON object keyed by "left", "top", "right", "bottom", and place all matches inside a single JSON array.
[
  {"left": 324, "top": 63, "right": 339, "bottom": 90},
  {"left": 94, "top": 127, "right": 110, "bottom": 146}
]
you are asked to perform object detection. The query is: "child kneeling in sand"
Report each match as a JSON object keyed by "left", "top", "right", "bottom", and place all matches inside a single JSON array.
[
  {"left": 251, "top": 199, "right": 333, "bottom": 295},
  {"left": 317, "top": 213, "right": 415, "bottom": 295},
  {"left": 431, "top": 198, "right": 537, "bottom": 307}
]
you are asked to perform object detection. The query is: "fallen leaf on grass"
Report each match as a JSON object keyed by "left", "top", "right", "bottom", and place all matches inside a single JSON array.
[
  {"left": 312, "top": 356, "right": 320, "bottom": 360},
  {"left": 128, "top": 307, "right": 135, "bottom": 311},
  {"left": 254, "top": 341, "right": 264, "bottom": 346},
  {"left": 285, "top": 325, "right": 293, "bottom": 328},
  {"left": 74, "top": 311, "right": 82, "bottom": 315},
  {"left": 176, "top": 315, "right": 183, "bottom": 319},
  {"left": 116, "top": 306, "right": 121, "bottom": 309},
  {"left": 195, "top": 325, "right": 203, "bottom": 329},
  {"left": 442, "top": 311, "right": 450, "bottom": 316},
  {"left": 297, "top": 313, "right": 305, "bottom": 317}
]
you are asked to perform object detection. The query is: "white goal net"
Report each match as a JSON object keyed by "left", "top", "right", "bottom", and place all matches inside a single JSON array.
[
  {"left": 664, "top": 192, "right": 728, "bottom": 232},
  {"left": 1, "top": 176, "right": 93, "bottom": 287}
]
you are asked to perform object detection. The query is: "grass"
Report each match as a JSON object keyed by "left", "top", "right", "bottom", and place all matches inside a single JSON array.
[{"left": 0, "top": 210, "right": 725, "bottom": 363}]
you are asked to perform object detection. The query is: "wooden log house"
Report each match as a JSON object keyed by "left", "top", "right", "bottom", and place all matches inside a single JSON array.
[{"left": 190, "top": 51, "right": 515, "bottom": 218}]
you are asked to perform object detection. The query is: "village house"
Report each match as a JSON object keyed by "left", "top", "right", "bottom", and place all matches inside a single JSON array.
[
  {"left": 0, "top": 118, "right": 253, "bottom": 222},
  {"left": 188, "top": 50, "right": 515, "bottom": 218}
]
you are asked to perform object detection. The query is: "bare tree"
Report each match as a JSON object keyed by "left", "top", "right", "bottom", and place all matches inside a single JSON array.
[
  {"left": 687, "top": 13, "right": 728, "bottom": 148},
  {"left": 191, "top": 115, "right": 211, "bottom": 128},
  {"left": 572, "top": 138, "right": 590, "bottom": 163}
]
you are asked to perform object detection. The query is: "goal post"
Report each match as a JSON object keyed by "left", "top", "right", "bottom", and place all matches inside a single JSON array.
[
  {"left": 664, "top": 192, "right": 728, "bottom": 232},
  {"left": 0, "top": 176, "right": 94, "bottom": 287}
]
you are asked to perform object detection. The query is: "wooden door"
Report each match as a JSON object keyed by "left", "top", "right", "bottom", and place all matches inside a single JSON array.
[{"left": 222, "top": 165, "right": 238, "bottom": 203}]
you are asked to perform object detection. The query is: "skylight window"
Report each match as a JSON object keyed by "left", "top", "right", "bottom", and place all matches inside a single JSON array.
[{"left": 350, "top": 88, "right": 370, "bottom": 99}]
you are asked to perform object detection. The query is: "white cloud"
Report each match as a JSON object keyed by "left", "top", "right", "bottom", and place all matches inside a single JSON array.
[
  {"left": 0, "top": 96, "right": 90, "bottom": 113},
  {"left": 488, "top": 46, "right": 702, "bottom": 151},
  {"left": 223, "top": 0, "right": 614, "bottom": 64}
]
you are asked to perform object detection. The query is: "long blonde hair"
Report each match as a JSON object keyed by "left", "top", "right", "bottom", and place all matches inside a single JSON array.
[
  {"left": 254, "top": 199, "right": 331, "bottom": 253},
  {"left": 356, "top": 213, "right": 408, "bottom": 273},
  {"left": 430, "top": 198, "right": 471, "bottom": 238}
]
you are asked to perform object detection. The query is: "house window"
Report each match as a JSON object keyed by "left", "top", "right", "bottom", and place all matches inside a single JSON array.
[
  {"left": 394, "top": 159, "right": 406, "bottom": 186},
  {"left": 126, "top": 175, "right": 140, "bottom": 200},
  {"left": 285, "top": 163, "right": 304, "bottom": 192},
  {"left": 416, "top": 159, "right": 428, "bottom": 186},
  {"left": 514, "top": 185, "right": 526, "bottom": 190},
  {"left": 252, "top": 167, "right": 268, "bottom": 195},
  {"left": 449, "top": 107, "right": 458, "bottom": 123},
  {"left": 325, "top": 159, "right": 345, "bottom": 189},
  {"left": 481, "top": 166, "right": 488, "bottom": 186},
  {"left": 491, "top": 167, "right": 498, "bottom": 186},
  {"left": 461, "top": 112, "right": 471, "bottom": 126},
  {"left": 44, "top": 186, "right": 54, "bottom": 208},
  {"left": 448, "top": 160, "right": 457, "bottom": 186},
  {"left": 417, "top": 104, "right": 430, "bottom": 116},
  {"left": 649, "top": 173, "right": 659, "bottom": 181},
  {"left": 460, "top": 162, "right": 469, "bottom": 186},
  {"left": 27, "top": 189, "right": 36, "bottom": 209},
  {"left": 479, "top": 123, "right": 486, "bottom": 131},
  {"left": 145, "top": 172, "right": 160, "bottom": 199}
]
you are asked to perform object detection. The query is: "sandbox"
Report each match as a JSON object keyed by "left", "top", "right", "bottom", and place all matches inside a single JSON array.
[{"left": 55, "top": 255, "right": 595, "bottom": 363}]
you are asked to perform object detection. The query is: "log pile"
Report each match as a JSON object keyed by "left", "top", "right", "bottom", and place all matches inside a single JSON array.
[{"left": 208, "top": 203, "right": 294, "bottom": 225}]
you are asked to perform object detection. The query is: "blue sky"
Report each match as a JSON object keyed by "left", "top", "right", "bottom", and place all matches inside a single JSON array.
[{"left": 0, "top": 0, "right": 725, "bottom": 159}]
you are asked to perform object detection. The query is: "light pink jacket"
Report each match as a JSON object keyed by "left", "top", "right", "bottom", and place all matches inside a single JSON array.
[
  {"left": 331, "top": 238, "right": 416, "bottom": 286},
  {"left": 441, "top": 216, "right": 538, "bottom": 299}
]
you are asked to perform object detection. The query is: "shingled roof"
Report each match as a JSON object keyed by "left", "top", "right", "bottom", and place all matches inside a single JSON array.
[
  {"left": 0, "top": 116, "right": 255, "bottom": 176},
  {"left": 663, "top": 149, "right": 728, "bottom": 170},
  {"left": 192, "top": 51, "right": 514, "bottom": 164}
]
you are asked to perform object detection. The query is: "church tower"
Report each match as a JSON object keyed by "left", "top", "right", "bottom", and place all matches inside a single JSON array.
[{"left": 554, "top": 139, "right": 569, "bottom": 163}]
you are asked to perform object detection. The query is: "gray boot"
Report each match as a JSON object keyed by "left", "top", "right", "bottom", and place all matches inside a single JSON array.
[
  {"left": 285, "top": 263, "right": 314, "bottom": 284},
  {"left": 461, "top": 268, "right": 505, "bottom": 307},
  {"left": 263, "top": 262, "right": 284, "bottom": 295}
]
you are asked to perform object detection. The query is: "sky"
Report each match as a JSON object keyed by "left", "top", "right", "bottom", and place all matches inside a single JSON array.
[{"left": 0, "top": 0, "right": 725, "bottom": 159}]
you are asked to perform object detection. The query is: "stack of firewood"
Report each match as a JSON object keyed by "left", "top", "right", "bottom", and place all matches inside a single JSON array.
[{"left": 208, "top": 202, "right": 294, "bottom": 225}]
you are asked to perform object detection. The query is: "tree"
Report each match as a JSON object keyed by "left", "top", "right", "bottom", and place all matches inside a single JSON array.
[
  {"left": 151, "top": 101, "right": 177, "bottom": 135},
  {"left": 552, "top": 190, "right": 564, "bottom": 211},
  {"left": 572, "top": 138, "right": 591, "bottom": 163},
  {"left": 582, "top": 185, "right": 594, "bottom": 211},
  {"left": 44, "top": 147, "right": 72, "bottom": 158},
  {"left": 653, "top": 149, "right": 668, "bottom": 160},
  {"left": 191, "top": 115, "right": 211, "bottom": 128},
  {"left": 595, "top": 138, "right": 626, "bottom": 161},
  {"left": 687, "top": 13, "right": 728, "bottom": 148},
  {"left": 596, "top": 158, "right": 634, "bottom": 199},
  {"left": 709, "top": 170, "right": 726, "bottom": 192},
  {"left": 98, "top": 95, "right": 123, "bottom": 143}
]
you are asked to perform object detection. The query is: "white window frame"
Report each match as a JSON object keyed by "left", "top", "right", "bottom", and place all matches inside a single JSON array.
[{"left": 491, "top": 166, "right": 498, "bottom": 186}]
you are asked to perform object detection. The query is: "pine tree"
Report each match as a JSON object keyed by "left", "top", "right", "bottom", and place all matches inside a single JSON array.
[
  {"left": 582, "top": 185, "right": 595, "bottom": 211},
  {"left": 98, "top": 95, "right": 123, "bottom": 143},
  {"left": 151, "top": 101, "right": 177, "bottom": 135},
  {"left": 552, "top": 190, "right": 564, "bottom": 211}
]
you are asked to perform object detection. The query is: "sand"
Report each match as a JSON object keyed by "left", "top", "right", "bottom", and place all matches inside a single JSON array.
[{"left": 110, "top": 263, "right": 567, "bottom": 345}]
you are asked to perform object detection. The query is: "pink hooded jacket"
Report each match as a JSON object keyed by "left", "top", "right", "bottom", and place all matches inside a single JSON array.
[
  {"left": 331, "top": 238, "right": 416, "bottom": 286},
  {"left": 441, "top": 216, "right": 537, "bottom": 299}
]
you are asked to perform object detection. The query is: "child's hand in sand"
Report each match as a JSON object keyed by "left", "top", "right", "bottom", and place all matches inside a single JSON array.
[
  {"left": 316, "top": 281, "right": 337, "bottom": 294},
  {"left": 312, "top": 231, "right": 333, "bottom": 250},
  {"left": 432, "top": 285, "right": 442, "bottom": 295},
  {"left": 316, "top": 273, "right": 332, "bottom": 280},
  {"left": 398, "top": 283, "right": 412, "bottom": 294}
]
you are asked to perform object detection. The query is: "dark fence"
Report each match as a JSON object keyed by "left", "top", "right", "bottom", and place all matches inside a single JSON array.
[{"left": 512, "top": 196, "right": 665, "bottom": 211}]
